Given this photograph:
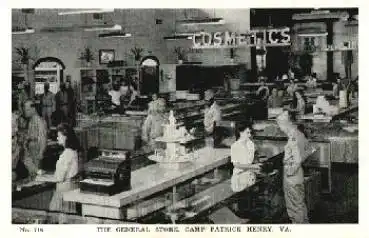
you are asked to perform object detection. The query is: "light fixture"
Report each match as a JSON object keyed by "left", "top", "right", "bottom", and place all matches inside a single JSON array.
[
  {"left": 58, "top": 9, "right": 114, "bottom": 15},
  {"left": 164, "top": 11, "right": 195, "bottom": 41},
  {"left": 12, "top": 28, "right": 35, "bottom": 35},
  {"left": 163, "top": 33, "right": 193, "bottom": 40},
  {"left": 84, "top": 24, "right": 122, "bottom": 32},
  {"left": 298, "top": 32, "right": 328, "bottom": 37},
  {"left": 177, "top": 17, "right": 225, "bottom": 25},
  {"left": 99, "top": 32, "right": 132, "bottom": 38}
]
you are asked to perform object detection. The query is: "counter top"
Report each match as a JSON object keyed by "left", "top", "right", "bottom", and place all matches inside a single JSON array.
[
  {"left": 253, "top": 120, "right": 358, "bottom": 143},
  {"left": 63, "top": 148, "right": 231, "bottom": 208}
]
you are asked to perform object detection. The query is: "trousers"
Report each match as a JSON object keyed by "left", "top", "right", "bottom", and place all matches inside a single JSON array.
[{"left": 283, "top": 179, "right": 309, "bottom": 223}]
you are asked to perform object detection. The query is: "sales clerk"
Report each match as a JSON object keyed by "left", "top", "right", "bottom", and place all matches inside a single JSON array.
[
  {"left": 108, "top": 82, "right": 122, "bottom": 111},
  {"left": 203, "top": 89, "right": 222, "bottom": 136}
]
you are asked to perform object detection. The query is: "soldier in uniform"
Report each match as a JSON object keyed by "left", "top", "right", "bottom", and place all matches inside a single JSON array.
[
  {"left": 41, "top": 82, "right": 55, "bottom": 129},
  {"left": 277, "top": 111, "right": 310, "bottom": 223},
  {"left": 23, "top": 100, "right": 48, "bottom": 178}
]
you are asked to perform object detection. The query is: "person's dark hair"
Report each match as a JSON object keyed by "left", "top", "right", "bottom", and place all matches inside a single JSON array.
[
  {"left": 60, "top": 82, "right": 66, "bottom": 91},
  {"left": 24, "top": 83, "right": 31, "bottom": 96},
  {"left": 270, "top": 86, "right": 278, "bottom": 93},
  {"left": 292, "top": 89, "right": 306, "bottom": 108},
  {"left": 121, "top": 79, "right": 128, "bottom": 85},
  {"left": 25, "top": 99, "right": 35, "bottom": 108},
  {"left": 296, "top": 123, "right": 308, "bottom": 138},
  {"left": 236, "top": 120, "right": 254, "bottom": 140},
  {"left": 258, "top": 87, "right": 268, "bottom": 99},
  {"left": 57, "top": 123, "right": 80, "bottom": 151}
]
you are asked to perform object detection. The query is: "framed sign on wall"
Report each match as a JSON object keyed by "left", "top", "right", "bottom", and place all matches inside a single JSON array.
[{"left": 99, "top": 49, "right": 115, "bottom": 64}]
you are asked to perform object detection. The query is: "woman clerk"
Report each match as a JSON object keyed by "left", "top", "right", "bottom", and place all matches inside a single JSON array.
[
  {"left": 289, "top": 90, "right": 306, "bottom": 120},
  {"left": 203, "top": 90, "right": 222, "bottom": 137},
  {"left": 49, "top": 123, "right": 80, "bottom": 215}
]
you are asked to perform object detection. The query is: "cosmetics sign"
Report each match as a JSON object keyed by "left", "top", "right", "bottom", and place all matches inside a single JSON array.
[{"left": 192, "top": 27, "right": 291, "bottom": 48}]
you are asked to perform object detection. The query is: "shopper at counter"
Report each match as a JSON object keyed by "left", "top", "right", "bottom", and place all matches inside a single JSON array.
[
  {"left": 55, "top": 83, "right": 70, "bottom": 125},
  {"left": 276, "top": 111, "right": 309, "bottom": 223},
  {"left": 286, "top": 79, "right": 298, "bottom": 97},
  {"left": 203, "top": 89, "right": 222, "bottom": 136},
  {"left": 142, "top": 98, "right": 168, "bottom": 150},
  {"left": 109, "top": 82, "right": 122, "bottom": 112},
  {"left": 256, "top": 80, "right": 270, "bottom": 101},
  {"left": 12, "top": 108, "right": 21, "bottom": 182},
  {"left": 268, "top": 87, "right": 284, "bottom": 108},
  {"left": 288, "top": 68, "right": 295, "bottom": 81},
  {"left": 65, "top": 78, "right": 76, "bottom": 127},
  {"left": 148, "top": 93, "right": 159, "bottom": 114},
  {"left": 120, "top": 79, "right": 136, "bottom": 106},
  {"left": 18, "top": 81, "right": 32, "bottom": 118},
  {"left": 41, "top": 82, "right": 55, "bottom": 129},
  {"left": 306, "top": 74, "right": 317, "bottom": 89},
  {"left": 332, "top": 77, "right": 344, "bottom": 98},
  {"left": 49, "top": 123, "right": 79, "bottom": 214},
  {"left": 23, "top": 100, "right": 47, "bottom": 178},
  {"left": 289, "top": 90, "right": 306, "bottom": 119}
]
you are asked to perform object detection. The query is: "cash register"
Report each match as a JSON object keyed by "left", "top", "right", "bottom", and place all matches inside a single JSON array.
[{"left": 80, "top": 149, "right": 131, "bottom": 196}]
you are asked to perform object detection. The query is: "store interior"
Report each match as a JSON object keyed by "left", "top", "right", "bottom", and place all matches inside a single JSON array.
[{"left": 11, "top": 8, "right": 358, "bottom": 224}]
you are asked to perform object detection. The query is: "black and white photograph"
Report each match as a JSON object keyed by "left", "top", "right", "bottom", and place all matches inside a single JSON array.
[{"left": 10, "top": 7, "right": 359, "bottom": 227}]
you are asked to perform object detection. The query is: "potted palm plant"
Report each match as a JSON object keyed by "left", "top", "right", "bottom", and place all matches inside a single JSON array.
[
  {"left": 131, "top": 46, "right": 144, "bottom": 65},
  {"left": 130, "top": 47, "right": 144, "bottom": 94},
  {"left": 79, "top": 47, "right": 95, "bottom": 67},
  {"left": 174, "top": 47, "right": 186, "bottom": 64},
  {"left": 14, "top": 47, "right": 33, "bottom": 91}
]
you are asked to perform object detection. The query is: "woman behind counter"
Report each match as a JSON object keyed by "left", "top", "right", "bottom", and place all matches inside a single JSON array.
[
  {"left": 49, "top": 123, "right": 80, "bottom": 215},
  {"left": 268, "top": 87, "right": 284, "bottom": 108},
  {"left": 289, "top": 90, "right": 306, "bottom": 120},
  {"left": 286, "top": 79, "right": 299, "bottom": 97},
  {"left": 276, "top": 111, "right": 310, "bottom": 223},
  {"left": 141, "top": 98, "right": 168, "bottom": 150}
]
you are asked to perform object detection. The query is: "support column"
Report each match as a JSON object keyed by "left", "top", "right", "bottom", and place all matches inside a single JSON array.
[{"left": 326, "top": 20, "right": 334, "bottom": 82}]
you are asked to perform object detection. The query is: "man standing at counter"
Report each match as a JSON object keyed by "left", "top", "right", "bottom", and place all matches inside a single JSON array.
[
  {"left": 277, "top": 111, "right": 309, "bottom": 224},
  {"left": 203, "top": 89, "right": 222, "bottom": 138},
  {"left": 41, "top": 82, "right": 55, "bottom": 130},
  {"left": 23, "top": 100, "right": 48, "bottom": 178}
]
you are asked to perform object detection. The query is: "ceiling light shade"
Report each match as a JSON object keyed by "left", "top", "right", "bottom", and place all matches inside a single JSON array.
[
  {"left": 163, "top": 32, "right": 194, "bottom": 40},
  {"left": 12, "top": 28, "right": 35, "bottom": 35},
  {"left": 84, "top": 24, "right": 122, "bottom": 32},
  {"left": 298, "top": 32, "right": 328, "bottom": 37},
  {"left": 99, "top": 32, "right": 132, "bottom": 38},
  {"left": 58, "top": 9, "right": 114, "bottom": 15},
  {"left": 177, "top": 17, "right": 225, "bottom": 25}
]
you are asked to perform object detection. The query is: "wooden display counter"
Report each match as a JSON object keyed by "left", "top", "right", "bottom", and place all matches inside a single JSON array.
[{"left": 63, "top": 148, "right": 231, "bottom": 219}]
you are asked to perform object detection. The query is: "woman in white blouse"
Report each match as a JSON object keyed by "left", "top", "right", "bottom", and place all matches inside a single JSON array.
[
  {"left": 49, "top": 123, "right": 79, "bottom": 214},
  {"left": 230, "top": 126, "right": 260, "bottom": 192}
]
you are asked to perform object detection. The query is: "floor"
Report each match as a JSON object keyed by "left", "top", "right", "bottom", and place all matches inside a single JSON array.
[{"left": 309, "top": 163, "right": 358, "bottom": 223}]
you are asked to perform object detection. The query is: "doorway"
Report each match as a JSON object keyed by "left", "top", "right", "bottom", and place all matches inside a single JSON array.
[
  {"left": 265, "top": 47, "right": 289, "bottom": 80},
  {"left": 140, "top": 56, "right": 160, "bottom": 96}
]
